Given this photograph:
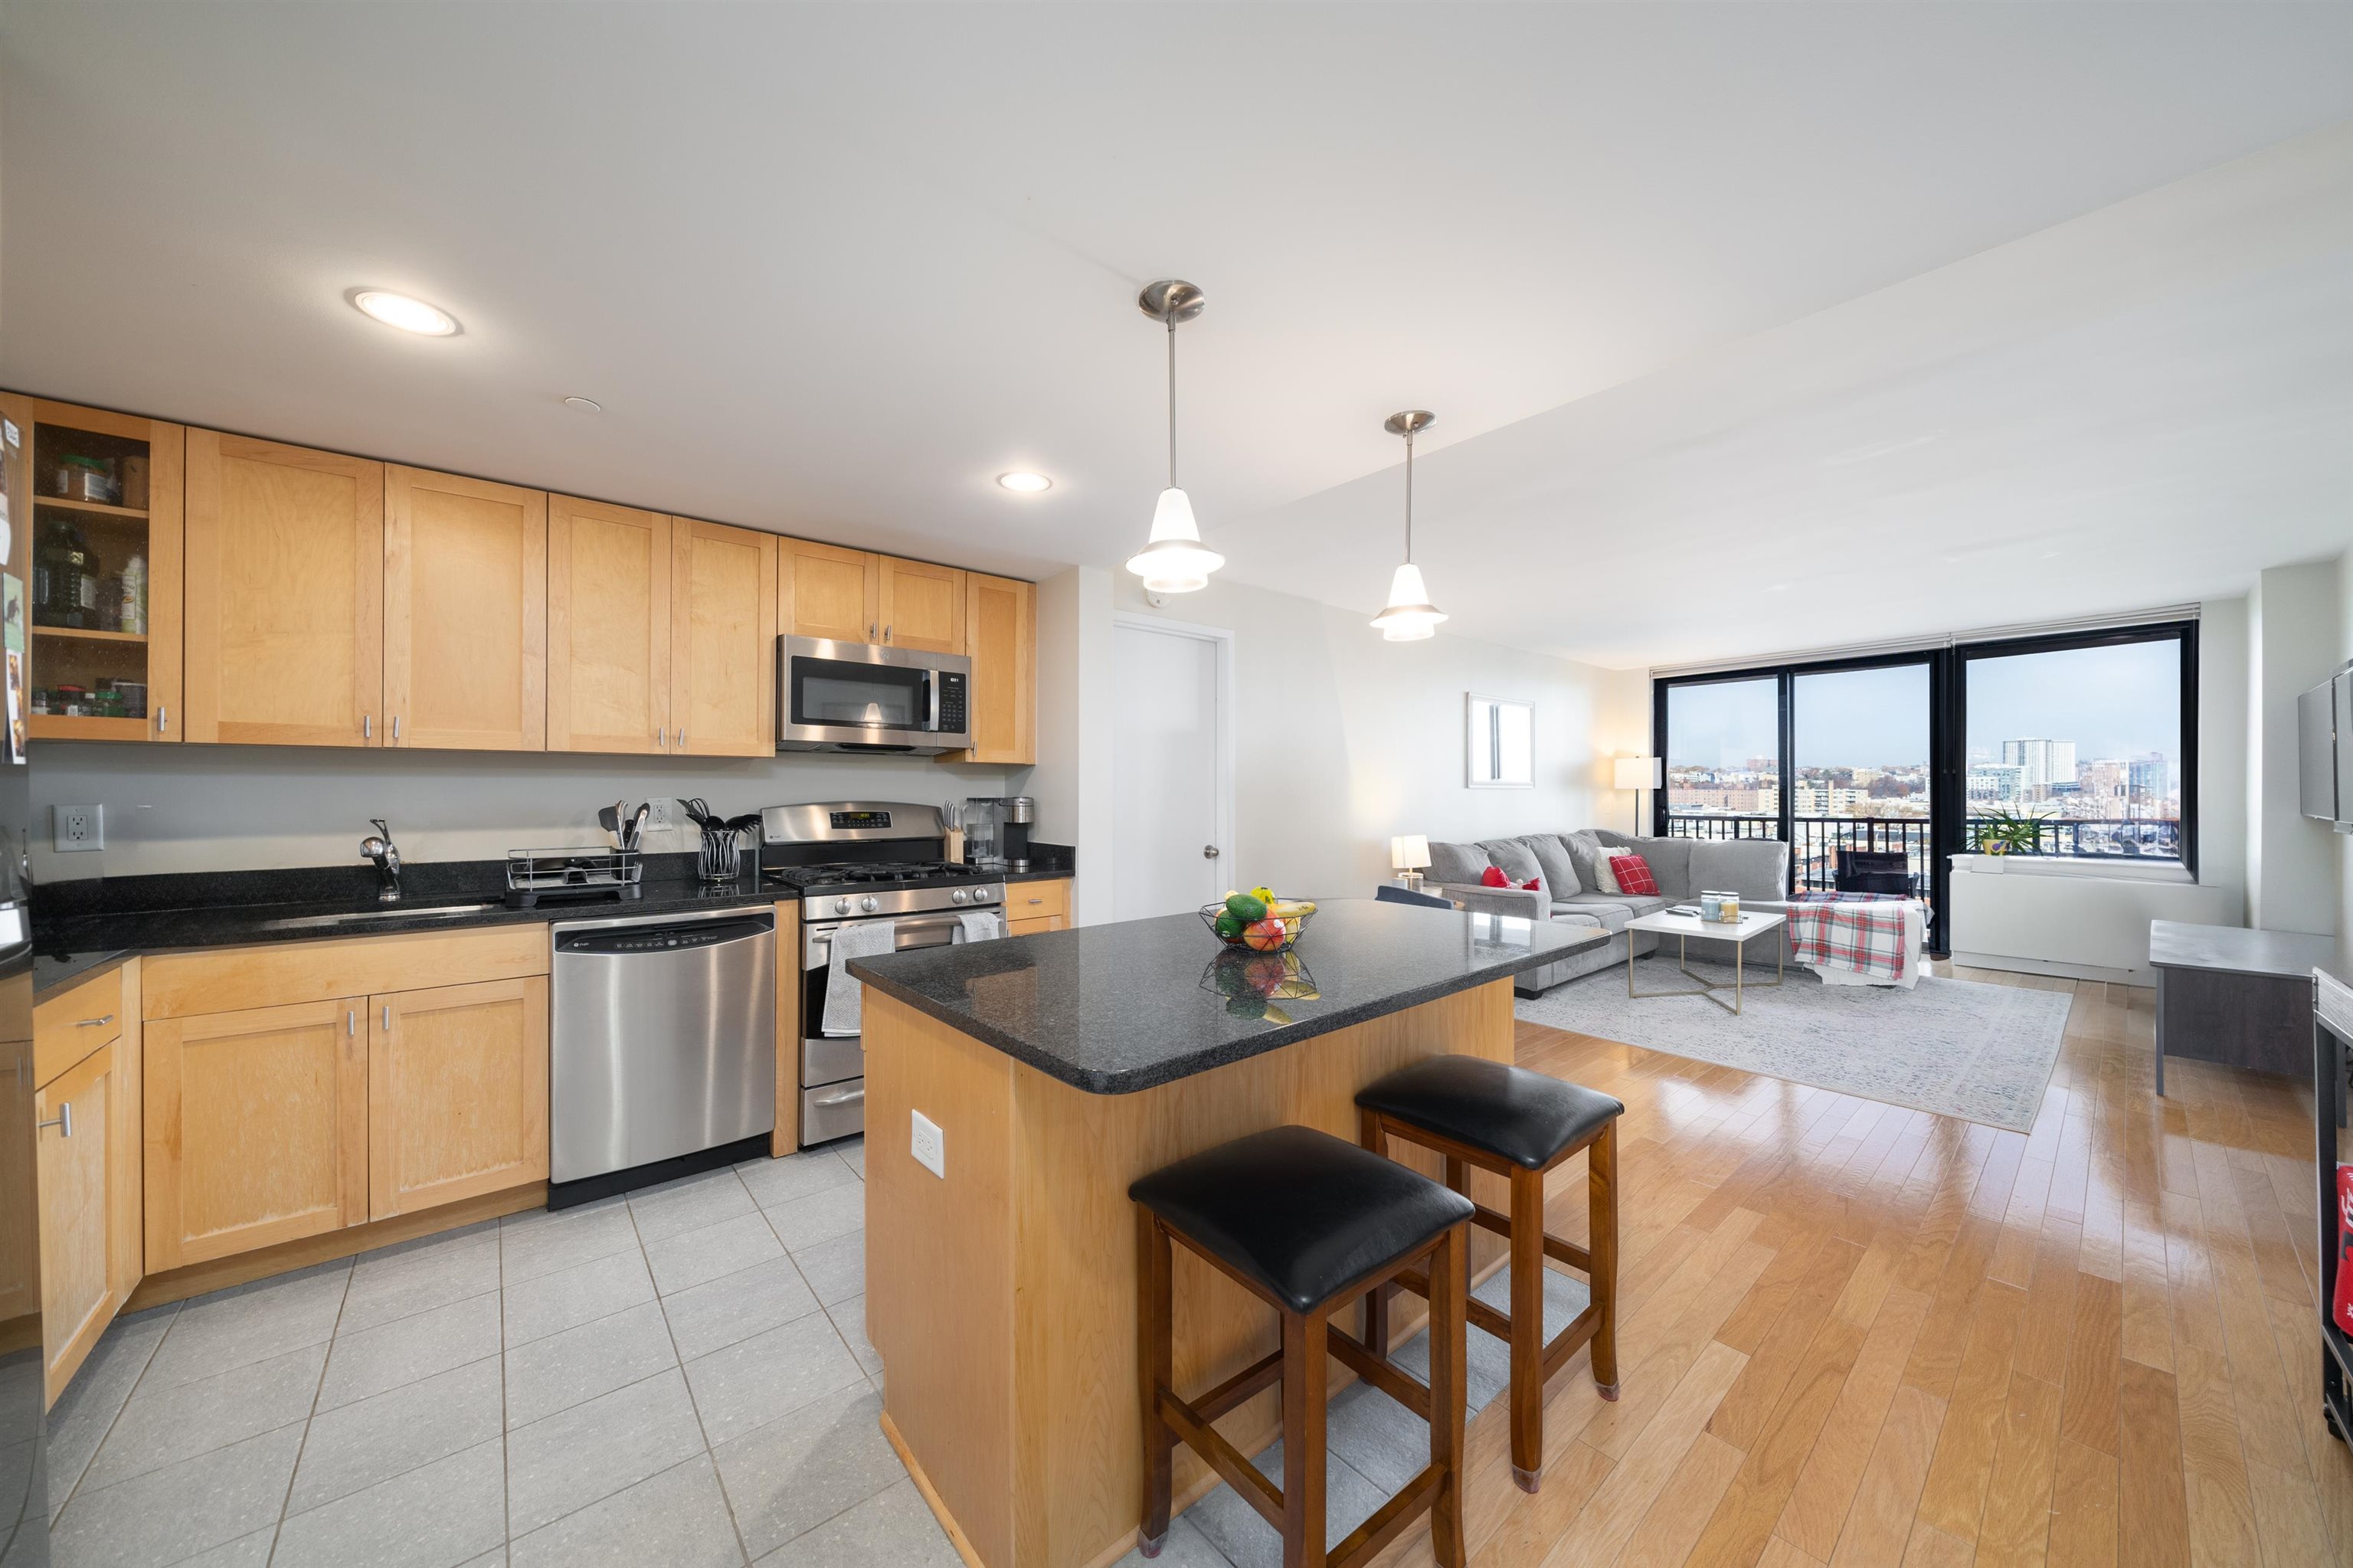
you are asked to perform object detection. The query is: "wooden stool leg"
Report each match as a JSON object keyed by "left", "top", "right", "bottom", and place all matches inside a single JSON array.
[
  {"left": 1589, "top": 1121, "right": 1622, "bottom": 1399},
  {"left": 1281, "top": 1308, "right": 1330, "bottom": 1568},
  {"left": 1357, "top": 1109, "right": 1391, "bottom": 1359},
  {"left": 1138, "top": 1215, "right": 1174, "bottom": 1557},
  {"left": 1427, "top": 1220, "right": 1468, "bottom": 1568},
  {"left": 1507, "top": 1164, "right": 1546, "bottom": 1491}
]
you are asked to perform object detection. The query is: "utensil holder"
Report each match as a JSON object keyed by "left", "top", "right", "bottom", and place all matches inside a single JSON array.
[{"left": 699, "top": 827, "right": 745, "bottom": 884}]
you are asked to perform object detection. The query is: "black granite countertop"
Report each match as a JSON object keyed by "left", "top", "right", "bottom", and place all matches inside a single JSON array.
[{"left": 848, "top": 899, "right": 1605, "bottom": 1095}]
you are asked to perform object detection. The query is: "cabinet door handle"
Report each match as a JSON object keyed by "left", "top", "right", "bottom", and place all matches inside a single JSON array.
[
  {"left": 363, "top": 715, "right": 372, "bottom": 739},
  {"left": 882, "top": 624, "right": 892, "bottom": 643},
  {"left": 656, "top": 727, "right": 665, "bottom": 748},
  {"left": 391, "top": 715, "right": 401, "bottom": 743},
  {"left": 381, "top": 1005, "right": 391, "bottom": 1032},
  {"left": 868, "top": 623, "right": 878, "bottom": 641},
  {"left": 75, "top": 1013, "right": 113, "bottom": 1028},
  {"left": 348, "top": 1010, "right": 356, "bottom": 1036},
  {"left": 1026, "top": 897, "right": 1043, "bottom": 905},
  {"left": 676, "top": 731, "right": 685, "bottom": 750},
  {"left": 156, "top": 705, "right": 169, "bottom": 734},
  {"left": 36, "top": 1104, "right": 70, "bottom": 1138}
]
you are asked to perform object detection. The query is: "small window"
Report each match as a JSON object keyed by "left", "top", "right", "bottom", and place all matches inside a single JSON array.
[{"left": 1468, "top": 695, "right": 1533, "bottom": 788}]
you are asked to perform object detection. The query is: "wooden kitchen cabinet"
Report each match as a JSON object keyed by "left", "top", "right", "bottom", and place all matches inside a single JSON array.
[
  {"left": 1006, "top": 877, "right": 1071, "bottom": 936},
  {"left": 781, "top": 538, "right": 879, "bottom": 643},
  {"left": 385, "top": 466, "right": 548, "bottom": 751},
  {"left": 547, "top": 496, "right": 671, "bottom": 754},
  {"left": 368, "top": 977, "right": 548, "bottom": 1220},
  {"left": 184, "top": 430, "right": 385, "bottom": 747},
  {"left": 21, "top": 399, "right": 186, "bottom": 744},
  {"left": 941, "top": 571, "right": 1035, "bottom": 765},
  {"left": 878, "top": 555, "right": 964, "bottom": 653},
  {"left": 37, "top": 1033, "right": 140, "bottom": 1405},
  {"left": 143, "top": 997, "right": 369, "bottom": 1272},
  {"left": 672, "top": 519, "right": 777, "bottom": 756}
]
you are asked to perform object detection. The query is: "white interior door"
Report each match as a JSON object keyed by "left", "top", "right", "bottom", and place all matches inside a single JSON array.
[{"left": 1113, "top": 620, "right": 1226, "bottom": 921}]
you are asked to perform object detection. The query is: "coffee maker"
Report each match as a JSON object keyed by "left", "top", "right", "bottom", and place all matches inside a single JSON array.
[{"left": 962, "top": 795, "right": 1035, "bottom": 872}]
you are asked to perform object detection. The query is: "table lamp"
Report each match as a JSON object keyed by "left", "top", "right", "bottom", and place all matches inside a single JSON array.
[
  {"left": 1390, "top": 833, "right": 1431, "bottom": 891},
  {"left": 1614, "top": 756, "right": 1661, "bottom": 834}
]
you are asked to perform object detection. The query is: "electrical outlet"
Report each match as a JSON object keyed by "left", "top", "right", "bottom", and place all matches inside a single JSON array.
[
  {"left": 643, "top": 799, "right": 678, "bottom": 830},
  {"left": 54, "top": 804, "right": 103, "bottom": 852},
  {"left": 910, "top": 1109, "right": 945, "bottom": 1179}
]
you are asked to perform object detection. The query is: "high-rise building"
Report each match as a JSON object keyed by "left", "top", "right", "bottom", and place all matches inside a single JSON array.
[
  {"left": 2001, "top": 738, "right": 2077, "bottom": 797},
  {"left": 2127, "top": 753, "right": 2169, "bottom": 817},
  {"left": 1968, "top": 763, "right": 2026, "bottom": 806}
]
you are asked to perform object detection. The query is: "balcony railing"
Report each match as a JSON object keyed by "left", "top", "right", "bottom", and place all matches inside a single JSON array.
[{"left": 1661, "top": 812, "right": 2184, "bottom": 895}]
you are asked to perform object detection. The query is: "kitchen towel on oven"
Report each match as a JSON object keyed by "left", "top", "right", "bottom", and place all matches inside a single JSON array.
[
  {"left": 822, "top": 919, "right": 898, "bottom": 1035},
  {"left": 954, "top": 910, "right": 1005, "bottom": 943}
]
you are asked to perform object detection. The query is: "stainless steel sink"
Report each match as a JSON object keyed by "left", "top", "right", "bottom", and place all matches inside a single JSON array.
[{"left": 258, "top": 902, "right": 502, "bottom": 931}]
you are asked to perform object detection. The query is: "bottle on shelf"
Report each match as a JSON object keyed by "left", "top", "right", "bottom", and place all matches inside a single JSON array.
[{"left": 120, "top": 553, "right": 146, "bottom": 636}]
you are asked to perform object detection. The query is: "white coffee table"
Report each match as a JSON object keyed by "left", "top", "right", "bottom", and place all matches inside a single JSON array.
[{"left": 1624, "top": 909, "right": 1786, "bottom": 1015}]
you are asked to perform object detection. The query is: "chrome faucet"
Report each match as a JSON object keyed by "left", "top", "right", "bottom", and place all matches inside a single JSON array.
[{"left": 360, "top": 818, "right": 403, "bottom": 902}]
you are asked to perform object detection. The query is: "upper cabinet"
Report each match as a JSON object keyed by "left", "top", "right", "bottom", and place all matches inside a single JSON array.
[
  {"left": 944, "top": 571, "right": 1036, "bottom": 766},
  {"left": 547, "top": 496, "right": 671, "bottom": 754},
  {"left": 18, "top": 400, "right": 185, "bottom": 743},
  {"left": 672, "top": 519, "right": 777, "bottom": 756},
  {"left": 184, "top": 432, "right": 385, "bottom": 747},
  {"left": 780, "top": 538, "right": 878, "bottom": 643},
  {"left": 385, "top": 467, "right": 546, "bottom": 752},
  {"left": 878, "top": 556, "right": 965, "bottom": 653}
]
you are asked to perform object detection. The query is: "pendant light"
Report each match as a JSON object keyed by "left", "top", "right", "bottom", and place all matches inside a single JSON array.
[
  {"left": 1371, "top": 409, "right": 1446, "bottom": 640},
  {"left": 1126, "top": 280, "right": 1225, "bottom": 594}
]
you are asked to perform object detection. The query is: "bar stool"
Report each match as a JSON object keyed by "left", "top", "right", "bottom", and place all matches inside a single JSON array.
[
  {"left": 1131, "top": 1125, "right": 1474, "bottom": 1568},
  {"left": 1355, "top": 1056, "right": 1625, "bottom": 1493}
]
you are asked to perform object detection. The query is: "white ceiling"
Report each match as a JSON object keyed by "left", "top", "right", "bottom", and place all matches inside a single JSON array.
[{"left": 5, "top": 3, "right": 2349, "bottom": 669}]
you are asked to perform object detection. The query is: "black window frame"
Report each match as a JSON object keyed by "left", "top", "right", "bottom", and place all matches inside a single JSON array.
[{"left": 1651, "top": 618, "right": 2199, "bottom": 957}]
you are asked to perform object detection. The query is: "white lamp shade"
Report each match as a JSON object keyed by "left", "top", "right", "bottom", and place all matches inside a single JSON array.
[
  {"left": 1390, "top": 833, "right": 1431, "bottom": 871},
  {"left": 1370, "top": 562, "right": 1446, "bottom": 640},
  {"left": 1126, "top": 486, "right": 1224, "bottom": 592},
  {"left": 1615, "top": 756, "right": 1662, "bottom": 790}
]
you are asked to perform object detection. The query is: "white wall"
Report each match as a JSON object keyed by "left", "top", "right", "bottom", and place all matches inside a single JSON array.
[
  {"left": 1091, "top": 574, "right": 1645, "bottom": 908},
  {"left": 31, "top": 742, "right": 1016, "bottom": 879},
  {"left": 2245, "top": 561, "right": 2343, "bottom": 935},
  {"left": 1028, "top": 566, "right": 1114, "bottom": 925},
  {"left": 2336, "top": 548, "right": 2353, "bottom": 977}
]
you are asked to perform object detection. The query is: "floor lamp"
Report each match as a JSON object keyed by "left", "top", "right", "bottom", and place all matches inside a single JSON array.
[{"left": 1615, "top": 756, "right": 1661, "bottom": 836}]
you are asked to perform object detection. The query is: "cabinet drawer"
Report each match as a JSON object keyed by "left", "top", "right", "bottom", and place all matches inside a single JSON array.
[
  {"left": 34, "top": 964, "right": 125, "bottom": 1088},
  {"left": 1006, "top": 880, "right": 1069, "bottom": 923},
  {"left": 143, "top": 925, "right": 550, "bottom": 1020}
]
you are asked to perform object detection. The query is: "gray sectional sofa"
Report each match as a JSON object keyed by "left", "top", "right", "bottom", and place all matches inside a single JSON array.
[{"left": 1425, "top": 830, "right": 1791, "bottom": 994}]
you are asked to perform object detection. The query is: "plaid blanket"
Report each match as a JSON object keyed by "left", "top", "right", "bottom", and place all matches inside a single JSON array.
[{"left": 1784, "top": 891, "right": 1916, "bottom": 982}]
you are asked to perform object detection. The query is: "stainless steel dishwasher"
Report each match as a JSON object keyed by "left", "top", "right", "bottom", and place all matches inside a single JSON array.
[{"left": 548, "top": 905, "right": 777, "bottom": 1207}]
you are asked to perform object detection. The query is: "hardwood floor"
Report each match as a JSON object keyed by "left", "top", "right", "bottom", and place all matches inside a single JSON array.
[{"left": 1379, "top": 963, "right": 2353, "bottom": 1568}]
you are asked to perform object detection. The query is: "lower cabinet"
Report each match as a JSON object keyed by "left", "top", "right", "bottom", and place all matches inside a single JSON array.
[
  {"left": 368, "top": 977, "right": 548, "bottom": 1219},
  {"left": 38, "top": 1038, "right": 139, "bottom": 1404},
  {"left": 1006, "top": 878, "right": 1072, "bottom": 937},
  {"left": 146, "top": 975, "right": 551, "bottom": 1269},
  {"left": 144, "top": 999, "right": 369, "bottom": 1272}
]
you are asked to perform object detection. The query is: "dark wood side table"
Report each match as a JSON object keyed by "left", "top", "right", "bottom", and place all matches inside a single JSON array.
[{"left": 2149, "top": 919, "right": 2338, "bottom": 1095}]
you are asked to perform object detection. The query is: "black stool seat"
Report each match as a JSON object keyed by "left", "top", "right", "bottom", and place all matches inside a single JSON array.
[
  {"left": 1129, "top": 1125, "right": 1474, "bottom": 1313},
  {"left": 1357, "top": 1056, "right": 1624, "bottom": 1170}
]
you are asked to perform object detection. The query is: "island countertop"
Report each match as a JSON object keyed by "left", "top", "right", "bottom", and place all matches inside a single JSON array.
[{"left": 848, "top": 899, "right": 1603, "bottom": 1094}]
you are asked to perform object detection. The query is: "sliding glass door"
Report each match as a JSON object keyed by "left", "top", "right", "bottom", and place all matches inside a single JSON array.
[
  {"left": 1791, "top": 662, "right": 1933, "bottom": 902},
  {"left": 1661, "top": 676, "right": 1780, "bottom": 840}
]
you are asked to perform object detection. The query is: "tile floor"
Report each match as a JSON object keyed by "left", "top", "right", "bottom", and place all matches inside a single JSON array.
[{"left": 42, "top": 1137, "right": 969, "bottom": 1568}]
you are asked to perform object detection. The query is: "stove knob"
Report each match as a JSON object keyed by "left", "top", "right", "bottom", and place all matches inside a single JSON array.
[
  {"left": 861, "top": 897, "right": 879, "bottom": 913},
  {"left": 976, "top": 887, "right": 995, "bottom": 902},
  {"left": 834, "top": 897, "right": 851, "bottom": 915},
  {"left": 951, "top": 889, "right": 969, "bottom": 905}
]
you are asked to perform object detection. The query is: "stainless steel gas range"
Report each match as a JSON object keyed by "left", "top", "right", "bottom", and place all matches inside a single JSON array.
[{"left": 758, "top": 801, "right": 1006, "bottom": 1144}]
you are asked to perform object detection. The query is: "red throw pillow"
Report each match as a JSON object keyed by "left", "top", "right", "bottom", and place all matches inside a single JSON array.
[
  {"left": 1479, "top": 865, "right": 1510, "bottom": 887},
  {"left": 1523, "top": 876, "right": 1543, "bottom": 892},
  {"left": 1608, "top": 854, "right": 1658, "bottom": 896}
]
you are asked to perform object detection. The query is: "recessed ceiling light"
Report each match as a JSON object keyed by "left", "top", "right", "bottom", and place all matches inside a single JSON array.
[
  {"left": 997, "top": 472, "right": 1052, "bottom": 493},
  {"left": 563, "top": 396, "right": 603, "bottom": 413},
  {"left": 350, "top": 289, "right": 460, "bottom": 336}
]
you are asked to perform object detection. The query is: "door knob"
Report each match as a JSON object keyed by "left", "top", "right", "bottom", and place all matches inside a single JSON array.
[{"left": 1203, "top": 844, "right": 1220, "bottom": 859}]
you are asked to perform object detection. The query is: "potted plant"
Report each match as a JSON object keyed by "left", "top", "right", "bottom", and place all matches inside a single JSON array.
[{"left": 1962, "top": 808, "right": 2045, "bottom": 872}]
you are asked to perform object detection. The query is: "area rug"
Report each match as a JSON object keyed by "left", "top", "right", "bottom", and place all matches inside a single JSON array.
[
  {"left": 1513, "top": 954, "right": 2072, "bottom": 1133},
  {"left": 1114, "top": 1265, "right": 1591, "bottom": 1568}
]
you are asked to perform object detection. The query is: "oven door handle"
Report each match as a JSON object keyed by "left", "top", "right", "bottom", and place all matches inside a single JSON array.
[{"left": 805, "top": 912, "right": 967, "bottom": 967}]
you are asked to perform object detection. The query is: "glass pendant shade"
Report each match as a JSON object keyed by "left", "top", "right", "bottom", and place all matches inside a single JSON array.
[
  {"left": 1125, "top": 486, "right": 1225, "bottom": 593},
  {"left": 1371, "top": 561, "right": 1445, "bottom": 640}
]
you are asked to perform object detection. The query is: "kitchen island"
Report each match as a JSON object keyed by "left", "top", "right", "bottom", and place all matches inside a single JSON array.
[{"left": 849, "top": 901, "right": 1602, "bottom": 1568}]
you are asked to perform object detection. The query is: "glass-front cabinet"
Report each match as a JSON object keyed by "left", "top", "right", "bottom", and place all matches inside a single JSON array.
[{"left": 22, "top": 401, "right": 182, "bottom": 741}]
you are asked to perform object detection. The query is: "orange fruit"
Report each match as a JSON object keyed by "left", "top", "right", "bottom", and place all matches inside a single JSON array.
[{"left": 1241, "top": 918, "right": 1288, "bottom": 952}]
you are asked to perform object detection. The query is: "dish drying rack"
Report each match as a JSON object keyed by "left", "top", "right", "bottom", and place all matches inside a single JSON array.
[{"left": 505, "top": 846, "right": 644, "bottom": 908}]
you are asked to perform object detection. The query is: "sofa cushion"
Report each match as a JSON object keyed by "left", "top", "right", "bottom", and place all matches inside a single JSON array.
[
  {"left": 1550, "top": 905, "right": 1603, "bottom": 927},
  {"left": 1551, "top": 894, "right": 1633, "bottom": 934},
  {"left": 1690, "top": 839, "right": 1788, "bottom": 901},
  {"left": 1523, "top": 835, "right": 1582, "bottom": 898},
  {"left": 1425, "top": 840, "right": 1490, "bottom": 885},
  {"left": 1628, "top": 836, "right": 1695, "bottom": 899},
  {"left": 1479, "top": 838, "right": 1546, "bottom": 889},
  {"left": 1563, "top": 830, "right": 1615, "bottom": 891}
]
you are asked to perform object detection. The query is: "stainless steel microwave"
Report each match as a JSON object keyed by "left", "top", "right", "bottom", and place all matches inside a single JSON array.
[{"left": 777, "top": 636, "right": 971, "bottom": 754}]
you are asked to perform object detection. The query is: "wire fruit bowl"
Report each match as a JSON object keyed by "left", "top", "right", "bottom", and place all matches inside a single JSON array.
[{"left": 1198, "top": 902, "right": 1314, "bottom": 953}]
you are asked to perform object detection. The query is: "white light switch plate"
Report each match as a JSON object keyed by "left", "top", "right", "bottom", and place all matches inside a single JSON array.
[
  {"left": 911, "top": 1109, "right": 945, "bottom": 1179},
  {"left": 54, "top": 804, "right": 102, "bottom": 852}
]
